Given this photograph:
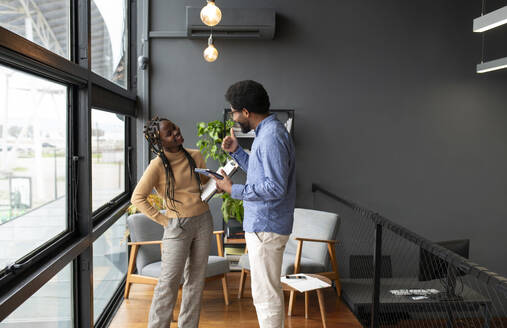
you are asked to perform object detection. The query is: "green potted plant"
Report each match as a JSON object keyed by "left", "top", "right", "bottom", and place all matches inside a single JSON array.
[
  {"left": 196, "top": 119, "right": 244, "bottom": 226},
  {"left": 126, "top": 193, "right": 164, "bottom": 215}
]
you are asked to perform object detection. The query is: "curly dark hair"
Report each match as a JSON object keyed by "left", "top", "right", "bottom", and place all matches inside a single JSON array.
[
  {"left": 144, "top": 117, "right": 202, "bottom": 215},
  {"left": 225, "top": 80, "right": 270, "bottom": 114}
]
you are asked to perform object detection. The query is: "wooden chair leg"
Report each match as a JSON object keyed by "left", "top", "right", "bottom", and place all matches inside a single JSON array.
[
  {"left": 124, "top": 244, "right": 138, "bottom": 299},
  {"left": 288, "top": 291, "right": 296, "bottom": 316},
  {"left": 334, "top": 278, "right": 341, "bottom": 296},
  {"left": 304, "top": 291, "right": 309, "bottom": 319},
  {"left": 327, "top": 242, "right": 341, "bottom": 296},
  {"left": 288, "top": 240, "right": 303, "bottom": 316},
  {"left": 238, "top": 269, "right": 247, "bottom": 298},
  {"left": 123, "top": 280, "right": 132, "bottom": 299},
  {"left": 221, "top": 275, "right": 230, "bottom": 305},
  {"left": 172, "top": 309, "right": 177, "bottom": 322},
  {"left": 317, "top": 289, "right": 327, "bottom": 328}
]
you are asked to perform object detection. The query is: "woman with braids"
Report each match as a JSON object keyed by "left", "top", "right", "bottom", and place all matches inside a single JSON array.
[{"left": 131, "top": 117, "right": 212, "bottom": 328}]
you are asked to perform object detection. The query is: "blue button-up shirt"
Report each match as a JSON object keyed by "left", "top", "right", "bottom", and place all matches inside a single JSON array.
[{"left": 230, "top": 114, "right": 296, "bottom": 235}]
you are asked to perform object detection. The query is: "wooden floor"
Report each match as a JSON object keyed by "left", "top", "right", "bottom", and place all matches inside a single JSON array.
[{"left": 110, "top": 272, "right": 362, "bottom": 328}]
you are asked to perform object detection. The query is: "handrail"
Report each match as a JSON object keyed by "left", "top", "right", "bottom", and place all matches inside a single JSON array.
[
  {"left": 312, "top": 183, "right": 507, "bottom": 294},
  {"left": 312, "top": 183, "right": 375, "bottom": 218}
]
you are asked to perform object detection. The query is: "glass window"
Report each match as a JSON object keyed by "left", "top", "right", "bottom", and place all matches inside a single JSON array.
[
  {"left": 0, "top": 1, "right": 70, "bottom": 59},
  {"left": 0, "top": 64, "right": 68, "bottom": 270},
  {"left": 0, "top": 264, "right": 73, "bottom": 327},
  {"left": 91, "top": 109, "right": 125, "bottom": 212},
  {"left": 93, "top": 214, "right": 128, "bottom": 323},
  {"left": 91, "top": 0, "right": 128, "bottom": 89}
]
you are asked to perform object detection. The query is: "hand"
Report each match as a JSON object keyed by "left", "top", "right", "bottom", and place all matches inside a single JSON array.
[
  {"left": 215, "top": 183, "right": 224, "bottom": 194},
  {"left": 211, "top": 169, "right": 233, "bottom": 194},
  {"left": 222, "top": 128, "right": 238, "bottom": 153}
]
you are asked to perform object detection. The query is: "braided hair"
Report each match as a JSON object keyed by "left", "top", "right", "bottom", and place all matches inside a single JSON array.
[{"left": 144, "top": 117, "right": 202, "bottom": 215}]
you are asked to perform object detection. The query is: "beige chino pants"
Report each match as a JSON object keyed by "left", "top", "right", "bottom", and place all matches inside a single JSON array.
[
  {"left": 148, "top": 211, "right": 213, "bottom": 328},
  {"left": 245, "top": 231, "right": 290, "bottom": 328}
]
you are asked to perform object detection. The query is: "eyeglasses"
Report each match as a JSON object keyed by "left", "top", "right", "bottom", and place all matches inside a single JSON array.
[{"left": 229, "top": 109, "right": 241, "bottom": 119}]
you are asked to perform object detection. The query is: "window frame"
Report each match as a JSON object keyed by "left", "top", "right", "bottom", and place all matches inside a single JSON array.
[
  {"left": 91, "top": 211, "right": 129, "bottom": 323},
  {"left": 91, "top": 109, "right": 132, "bottom": 220},
  {"left": 0, "top": 60, "right": 75, "bottom": 284},
  {"left": 0, "top": 262, "right": 75, "bottom": 326},
  {"left": 90, "top": 0, "right": 130, "bottom": 90},
  {"left": 0, "top": 0, "right": 138, "bottom": 326}
]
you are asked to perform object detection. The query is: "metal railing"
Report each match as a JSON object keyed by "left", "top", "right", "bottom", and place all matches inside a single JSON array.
[{"left": 312, "top": 183, "right": 507, "bottom": 328}]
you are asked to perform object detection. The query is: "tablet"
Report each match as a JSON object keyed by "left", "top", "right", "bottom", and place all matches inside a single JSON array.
[{"left": 194, "top": 168, "right": 224, "bottom": 180}]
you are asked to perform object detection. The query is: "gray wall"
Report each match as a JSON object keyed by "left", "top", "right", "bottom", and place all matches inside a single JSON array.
[{"left": 141, "top": 0, "right": 507, "bottom": 275}]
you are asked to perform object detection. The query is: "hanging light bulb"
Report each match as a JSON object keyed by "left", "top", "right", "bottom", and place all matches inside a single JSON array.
[
  {"left": 203, "top": 34, "right": 218, "bottom": 62},
  {"left": 200, "top": 0, "right": 222, "bottom": 26}
]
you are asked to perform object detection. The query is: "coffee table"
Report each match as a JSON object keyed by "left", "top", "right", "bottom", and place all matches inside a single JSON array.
[{"left": 281, "top": 274, "right": 332, "bottom": 328}]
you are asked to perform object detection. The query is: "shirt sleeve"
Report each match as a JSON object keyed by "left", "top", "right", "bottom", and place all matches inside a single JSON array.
[
  {"left": 231, "top": 138, "right": 290, "bottom": 201},
  {"left": 194, "top": 151, "right": 210, "bottom": 185},
  {"left": 130, "top": 158, "right": 170, "bottom": 226},
  {"left": 230, "top": 145, "right": 249, "bottom": 172}
]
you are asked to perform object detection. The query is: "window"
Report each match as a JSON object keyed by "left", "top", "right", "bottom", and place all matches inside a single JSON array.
[
  {"left": 91, "top": 0, "right": 128, "bottom": 89},
  {"left": 93, "top": 214, "right": 128, "bottom": 322},
  {"left": 0, "top": 1, "right": 70, "bottom": 59},
  {"left": 91, "top": 109, "right": 125, "bottom": 212},
  {"left": 0, "top": 0, "right": 135, "bottom": 323},
  {"left": 0, "top": 64, "right": 68, "bottom": 269},
  {"left": 0, "top": 264, "right": 73, "bottom": 327}
]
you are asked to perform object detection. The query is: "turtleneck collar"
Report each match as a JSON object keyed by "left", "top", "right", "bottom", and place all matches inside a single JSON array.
[{"left": 163, "top": 147, "right": 185, "bottom": 161}]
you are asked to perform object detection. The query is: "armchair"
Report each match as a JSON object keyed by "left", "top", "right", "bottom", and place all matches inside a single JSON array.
[
  {"left": 237, "top": 208, "right": 341, "bottom": 316},
  {"left": 124, "top": 213, "right": 230, "bottom": 305}
]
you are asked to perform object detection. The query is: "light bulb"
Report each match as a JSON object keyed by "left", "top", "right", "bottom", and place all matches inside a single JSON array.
[
  {"left": 203, "top": 44, "right": 218, "bottom": 62},
  {"left": 200, "top": 0, "right": 222, "bottom": 27},
  {"left": 204, "top": 34, "right": 218, "bottom": 62}
]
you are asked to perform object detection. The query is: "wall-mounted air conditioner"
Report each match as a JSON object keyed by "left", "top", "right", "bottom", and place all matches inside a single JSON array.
[{"left": 186, "top": 7, "right": 276, "bottom": 39}]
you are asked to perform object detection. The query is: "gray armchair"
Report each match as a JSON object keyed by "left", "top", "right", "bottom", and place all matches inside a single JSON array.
[
  {"left": 237, "top": 208, "right": 341, "bottom": 315},
  {"left": 124, "top": 213, "right": 230, "bottom": 305}
]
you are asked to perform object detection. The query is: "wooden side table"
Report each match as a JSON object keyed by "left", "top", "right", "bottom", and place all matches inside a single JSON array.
[{"left": 281, "top": 274, "right": 332, "bottom": 328}]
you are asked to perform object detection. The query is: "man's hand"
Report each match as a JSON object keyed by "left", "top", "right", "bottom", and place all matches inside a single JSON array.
[
  {"left": 222, "top": 128, "right": 238, "bottom": 153},
  {"left": 211, "top": 169, "right": 233, "bottom": 194}
]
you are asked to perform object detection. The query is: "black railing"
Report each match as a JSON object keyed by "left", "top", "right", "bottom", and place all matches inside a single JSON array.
[{"left": 312, "top": 183, "right": 507, "bottom": 328}]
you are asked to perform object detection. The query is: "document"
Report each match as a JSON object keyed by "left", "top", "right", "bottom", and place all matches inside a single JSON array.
[
  {"left": 389, "top": 289, "right": 439, "bottom": 296},
  {"left": 280, "top": 274, "right": 331, "bottom": 292},
  {"left": 200, "top": 160, "right": 239, "bottom": 202}
]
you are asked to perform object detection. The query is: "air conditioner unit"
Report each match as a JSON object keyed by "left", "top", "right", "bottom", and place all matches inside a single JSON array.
[{"left": 186, "top": 7, "right": 276, "bottom": 39}]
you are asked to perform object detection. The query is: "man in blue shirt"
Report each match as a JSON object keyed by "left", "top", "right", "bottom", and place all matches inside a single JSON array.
[{"left": 213, "top": 80, "right": 296, "bottom": 328}]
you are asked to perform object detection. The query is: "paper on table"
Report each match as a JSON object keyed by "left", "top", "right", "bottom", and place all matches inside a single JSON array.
[{"left": 280, "top": 274, "right": 331, "bottom": 292}]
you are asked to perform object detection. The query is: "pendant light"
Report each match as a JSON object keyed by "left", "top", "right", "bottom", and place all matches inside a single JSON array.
[
  {"left": 203, "top": 34, "right": 218, "bottom": 62},
  {"left": 200, "top": 0, "right": 222, "bottom": 27}
]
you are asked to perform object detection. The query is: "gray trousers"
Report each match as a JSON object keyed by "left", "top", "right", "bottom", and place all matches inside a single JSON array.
[{"left": 148, "top": 211, "right": 213, "bottom": 328}]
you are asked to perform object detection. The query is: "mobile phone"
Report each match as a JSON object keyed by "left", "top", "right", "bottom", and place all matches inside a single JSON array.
[
  {"left": 194, "top": 168, "right": 224, "bottom": 180},
  {"left": 285, "top": 275, "right": 306, "bottom": 280}
]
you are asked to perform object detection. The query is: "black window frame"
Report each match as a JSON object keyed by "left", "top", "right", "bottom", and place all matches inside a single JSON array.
[
  {"left": 0, "top": 0, "right": 138, "bottom": 326},
  {"left": 90, "top": 108, "right": 131, "bottom": 219},
  {"left": 0, "top": 46, "right": 78, "bottom": 289}
]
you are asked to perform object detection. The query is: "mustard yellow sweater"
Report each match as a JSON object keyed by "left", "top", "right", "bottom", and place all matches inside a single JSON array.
[{"left": 131, "top": 148, "right": 210, "bottom": 226}]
